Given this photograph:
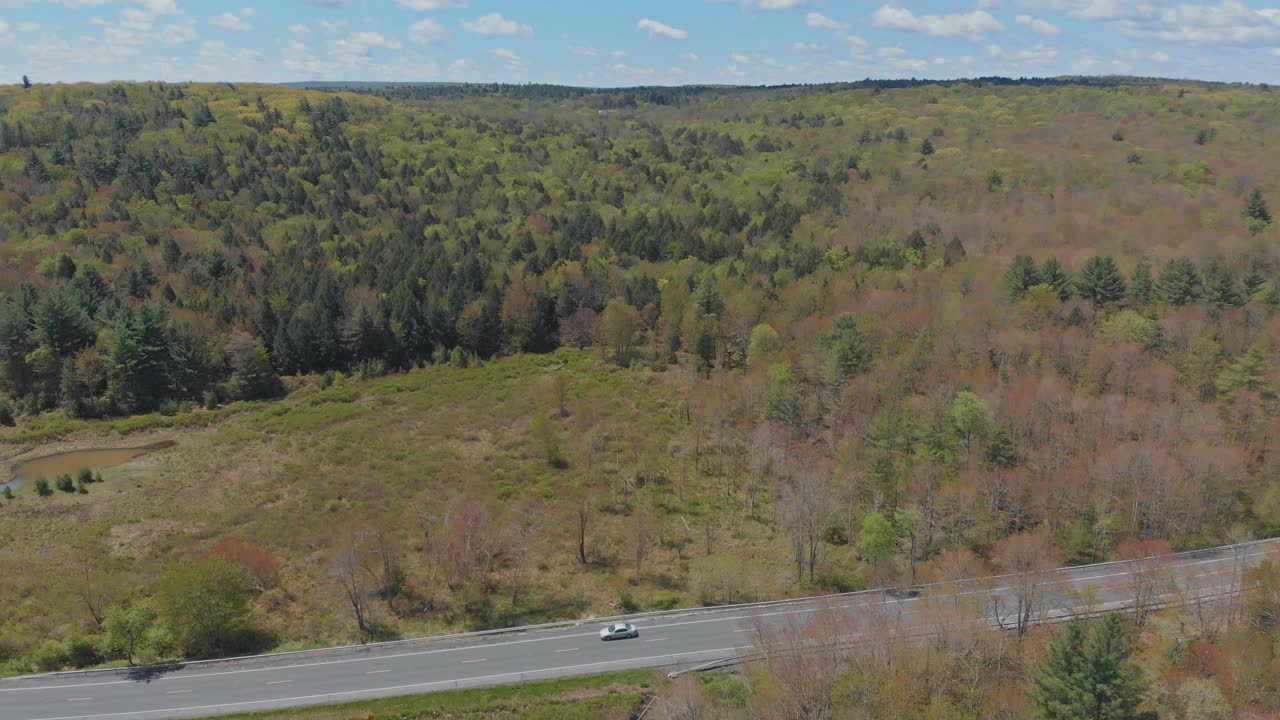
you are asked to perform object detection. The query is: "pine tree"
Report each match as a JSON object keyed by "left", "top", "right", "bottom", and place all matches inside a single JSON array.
[
  {"left": 1040, "top": 258, "right": 1073, "bottom": 300},
  {"left": 1077, "top": 256, "right": 1127, "bottom": 306},
  {"left": 1244, "top": 258, "right": 1267, "bottom": 296},
  {"left": 1004, "top": 255, "right": 1042, "bottom": 300},
  {"left": 22, "top": 75, "right": 31, "bottom": 90},
  {"left": 821, "top": 313, "right": 872, "bottom": 380},
  {"left": 1031, "top": 617, "right": 1146, "bottom": 720},
  {"left": 1129, "top": 262, "right": 1153, "bottom": 304},
  {"left": 1244, "top": 188, "right": 1272, "bottom": 225},
  {"left": 1155, "top": 258, "right": 1204, "bottom": 306},
  {"left": 1205, "top": 264, "right": 1244, "bottom": 307}
]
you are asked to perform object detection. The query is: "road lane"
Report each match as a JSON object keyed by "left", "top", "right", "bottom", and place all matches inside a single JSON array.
[{"left": 4, "top": 540, "right": 1275, "bottom": 720}]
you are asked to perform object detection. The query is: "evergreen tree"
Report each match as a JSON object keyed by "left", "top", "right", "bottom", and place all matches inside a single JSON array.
[
  {"left": 1031, "top": 617, "right": 1146, "bottom": 720},
  {"left": 1077, "top": 256, "right": 1127, "bottom": 306},
  {"left": 106, "top": 304, "right": 172, "bottom": 412},
  {"left": 22, "top": 75, "right": 31, "bottom": 90},
  {"left": 1244, "top": 188, "right": 1272, "bottom": 225},
  {"left": 1204, "top": 264, "right": 1244, "bottom": 308},
  {"left": 1156, "top": 258, "right": 1204, "bottom": 306},
  {"left": 1129, "top": 262, "right": 1153, "bottom": 304},
  {"left": 1004, "top": 255, "right": 1042, "bottom": 300},
  {"left": 1040, "top": 258, "right": 1073, "bottom": 301},
  {"left": 821, "top": 313, "right": 872, "bottom": 380},
  {"left": 1244, "top": 257, "right": 1267, "bottom": 296},
  {"left": 984, "top": 426, "right": 1018, "bottom": 469},
  {"left": 692, "top": 277, "right": 724, "bottom": 317},
  {"left": 1216, "top": 341, "right": 1273, "bottom": 398}
]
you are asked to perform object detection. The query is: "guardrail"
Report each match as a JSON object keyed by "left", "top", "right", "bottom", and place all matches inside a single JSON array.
[{"left": 9, "top": 538, "right": 1275, "bottom": 682}]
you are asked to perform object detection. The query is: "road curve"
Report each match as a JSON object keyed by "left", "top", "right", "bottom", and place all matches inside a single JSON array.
[{"left": 3, "top": 539, "right": 1276, "bottom": 720}]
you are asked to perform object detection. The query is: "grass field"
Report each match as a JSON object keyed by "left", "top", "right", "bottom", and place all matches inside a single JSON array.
[
  {"left": 191, "top": 670, "right": 660, "bottom": 720},
  {"left": 0, "top": 350, "right": 806, "bottom": 664}
]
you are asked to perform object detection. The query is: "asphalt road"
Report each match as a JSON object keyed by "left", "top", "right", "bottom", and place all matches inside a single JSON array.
[{"left": 4, "top": 539, "right": 1276, "bottom": 720}]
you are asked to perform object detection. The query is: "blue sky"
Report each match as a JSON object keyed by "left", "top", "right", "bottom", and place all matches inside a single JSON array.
[{"left": 0, "top": 0, "right": 1277, "bottom": 86}]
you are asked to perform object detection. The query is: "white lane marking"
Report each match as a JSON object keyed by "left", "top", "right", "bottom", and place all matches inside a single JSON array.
[
  {"left": 556, "top": 648, "right": 577, "bottom": 653},
  {"left": 366, "top": 670, "right": 390, "bottom": 675},
  {"left": 265, "top": 680, "right": 291, "bottom": 685},
  {"left": 22, "top": 648, "right": 744, "bottom": 720},
  {"left": 165, "top": 690, "right": 191, "bottom": 695},
  {"left": 644, "top": 637, "right": 669, "bottom": 642},
  {"left": 6, "top": 549, "right": 1270, "bottom": 694},
  {"left": 733, "top": 628, "right": 753, "bottom": 633},
  {"left": 65, "top": 698, "right": 93, "bottom": 702},
  {"left": 461, "top": 659, "right": 485, "bottom": 664}
]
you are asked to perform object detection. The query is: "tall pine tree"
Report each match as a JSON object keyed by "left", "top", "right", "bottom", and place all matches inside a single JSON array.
[
  {"left": 1040, "top": 258, "right": 1074, "bottom": 301},
  {"left": 1077, "top": 256, "right": 1127, "bottom": 306},
  {"left": 1155, "top": 258, "right": 1204, "bottom": 306},
  {"left": 1005, "top": 255, "right": 1042, "bottom": 300},
  {"left": 1031, "top": 616, "right": 1146, "bottom": 720}
]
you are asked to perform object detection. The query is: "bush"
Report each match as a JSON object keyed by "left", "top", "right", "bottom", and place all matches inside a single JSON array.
[
  {"left": 63, "top": 636, "right": 101, "bottom": 668},
  {"left": 1, "top": 486, "right": 12, "bottom": 500},
  {"left": 34, "top": 478, "right": 52, "bottom": 496},
  {"left": 77, "top": 468, "right": 94, "bottom": 485},
  {"left": 56, "top": 474, "right": 75, "bottom": 493},
  {"left": 158, "top": 399, "right": 180, "bottom": 416},
  {"left": 0, "top": 400, "right": 14, "bottom": 427},
  {"left": 29, "top": 638, "right": 70, "bottom": 671},
  {"left": 203, "top": 391, "right": 218, "bottom": 411},
  {"left": 618, "top": 592, "right": 640, "bottom": 613},
  {"left": 647, "top": 590, "right": 681, "bottom": 611}
]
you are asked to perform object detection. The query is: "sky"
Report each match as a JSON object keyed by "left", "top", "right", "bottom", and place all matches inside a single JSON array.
[{"left": 0, "top": 0, "right": 1277, "bottom": 86}]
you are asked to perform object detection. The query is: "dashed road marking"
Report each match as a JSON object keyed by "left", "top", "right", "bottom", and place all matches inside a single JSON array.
[
  {"left": 166, "top": 690, "right": 192, "bottom": 695},
  {"left": 366, "top": 670, "right": 390, "bottom": 675},
  {"left": 461, "top": 659, "right": 486, "bottom": 664},
  {"left": 556, "top": 648, "right": 577, "bottom": 653},
  {"left": 644, "top": 637, "right": 669, "bottom": 642},
  {"left": 266, "top": 680, "right": 291, "bottom": 685}
]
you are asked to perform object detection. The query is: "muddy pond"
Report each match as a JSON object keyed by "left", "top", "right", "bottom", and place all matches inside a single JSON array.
[{"left": 0, "top": 441, "right": 176, "bottom": 493}]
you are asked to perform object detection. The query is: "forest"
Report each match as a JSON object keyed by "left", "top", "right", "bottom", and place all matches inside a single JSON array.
[{"left": 1, "top": 76, "right": 1280, "bottom": 714}]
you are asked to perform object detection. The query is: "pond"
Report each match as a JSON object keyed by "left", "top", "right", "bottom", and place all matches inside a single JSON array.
[{"left": 0, "top": 441, "right": 176, "bottom": 493}]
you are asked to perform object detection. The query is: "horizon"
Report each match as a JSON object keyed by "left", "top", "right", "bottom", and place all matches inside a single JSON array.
[{"left": 0, "top": 1, "right": 1277, "bottom": 87}]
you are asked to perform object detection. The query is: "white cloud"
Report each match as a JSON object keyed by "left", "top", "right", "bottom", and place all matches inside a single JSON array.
[
  {"left": 333, "top": 31, "right": 402, "bottom": 59},
  {"left": 461, "top": 13, "right": 532, "bottom": 36},
  {"left": 804, "top": 12, "right": 846, "bottom": 30},
  {"left": 571, "top": 45, "right": 601, "bottom": 57},
  {"left": 211, "top": 12, "right": 252, "bottom": 32},
  {"left": 610, "top": 49, "right": 626, "bottom": 58},
  {"left": 792, "top": 41, "right": 823, "bottom": 52},
  {"left": 888, "top": 57, "right": 929, "bottom": 71},
  {"left": 289, "top": 24, "right": 309, "bottom": 34},
  {"left": 637, "top": 17, "right": 688, "bottom": 40},
  {"left": 0, "top": 21, "right": 11, "bottom": 47},
  {"left": 612, "top": 62, "right": 655, "bottom": 76},
  {"left": 879, "top": 46, "right": 907, "bottom": 57},
  {"left": 317, "top": 19, "right": 348, "bottom": 33},
  {"left": 683, "top": 51, "right": 699, "bottom": 61},
  {"left": 1026, "top": 0, "right": 1153, "bottom": 21},
  {"left": 1151, "top": 50, "right": 1171, "bottom": 62},
  {"left": 873, "top": 5, "right": 1003, "bottom": 38},
  {"left": 1114, "top": 1, "right": 1280, "bottom": 47},
  {"left": 137, "top": 0, "right": 178, "bottom": 15},
  {"left": 492, "top": 47, "right": 520, "bottom": 61},
  {"left": 397, "top": 0, "right": 467, "bottom": 9},
  {"left": 16, "top": 21, "right": 40, "bottom": 32},
  {"left": 1016, "top": 14, "right": 1061, "bottom": 35},
  {"left": 409, "top": 18, "right": 446, "bottom": 45},
  {"left": 730, "top": 51, "right": 752, "bottom": 63},
  {"left": 1272, "top": 47, "right": 1280, "bottom": 56},
  {"left": 490, "top": 47, "right": 528, "bottom": 72}
]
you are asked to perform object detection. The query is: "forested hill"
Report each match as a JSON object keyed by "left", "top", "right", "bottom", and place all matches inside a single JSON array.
[{"left": 0, "top": 79, "right": 1275, "bottom": 428}]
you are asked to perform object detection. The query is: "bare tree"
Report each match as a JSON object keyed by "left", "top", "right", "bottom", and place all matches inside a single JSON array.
[
  {"left": 332, "top": 532, "right": 373, "bottom": 642},
  {"left": 509, "top": 503, "right": 544, "bottom": 606},
  {"left": 1117, "top": 537, "right": 1172, "bottom": 628},
  {"left": 549, "top": 373, "right": 569, "bottom": 417},
  {"left": 991, "top": 528, "right": 1059, "bottom": 637}
]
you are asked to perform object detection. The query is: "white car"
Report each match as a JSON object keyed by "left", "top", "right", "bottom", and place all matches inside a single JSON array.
[{"left": 599, "top": 622, "right": 639, "bottom": 641}]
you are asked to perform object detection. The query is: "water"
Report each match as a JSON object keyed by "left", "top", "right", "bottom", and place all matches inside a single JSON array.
[{"left": 0, "top": 441, "right": 175, "bottom": 493}]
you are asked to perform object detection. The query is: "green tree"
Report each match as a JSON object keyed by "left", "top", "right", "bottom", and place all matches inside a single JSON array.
[
  {"left": 763, "top": 362, "right": 799, "bottom": 428},
  {"left": 691, "top": 277, "right": 724, "bottom": 317},
  {"left": 1031, "top": 616, "right": 1146, "bottom": 720},
  {"left": 106, "top": 304, "right": 171, "bottom": 412},
  {"left": 1040, "top": 258, "right": 1073, "bottom": 301},
  {"left": 1216, "top": 341, "right": 1273, "bottom": 399},
  {"left": 1204, "top": 265, "right": 1244, "bottom": 308},
  {"left": 820, "top": 313, "right": 871, "bottom": 380},
  {"left": 32, "top": 284, "right": 94, "bottom": 357},
  {"left": 1077, "top": 256, "right": 1127, "bottom": 306},
  {"left": 918, "top": 138, "right": 935, "bottom": 155},
  {"left": 1099, "top": 310, "right": 1158, "bottom": 348},
  {"left": 155, "top": 557, "right": 254, "bottom": 658},
  {"left": 1004, "top": 255, "right": 1042, "bottom": 300},
  {"left": 102, "top": 600, "right": 158, "bottom": 665},
  {"left": 951, "top": 390, "right": 992, "bottom": 450},
  {"left": 1156, "top": 258, "right": 1204, "bottom": 306},
  {"left": 1244, "top": 188, "right": 1272, "bottom": 234},
  {"left": 22, "top": 75, "right": 31, "bottom": 90},
  {"left": 34, "top": 477, "right": 52, "bottom": 496},
  {"left": 858, "top": 511, "right": 895, "bottom": 565},
  {"left": 228, "top": 339, "right": 281, "bottom": 401},
  {"left": 1128, "top": 262, "right": 1153, "bottom": 304},
  {"left": 599, "top": 298, "right": 640, "bottom": 367},
  {"left": 746, "top": 323, "right": 781, "bottom": 368}
]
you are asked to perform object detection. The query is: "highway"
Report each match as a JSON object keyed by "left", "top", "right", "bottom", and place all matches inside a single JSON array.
[{"left": 3, "top": 539, "right": 1276, "bottom": 720}]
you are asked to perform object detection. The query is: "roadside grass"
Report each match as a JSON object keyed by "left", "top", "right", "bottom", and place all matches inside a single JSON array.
[{"left": 189, "top": 670, "right": 660, "bottom": 720}]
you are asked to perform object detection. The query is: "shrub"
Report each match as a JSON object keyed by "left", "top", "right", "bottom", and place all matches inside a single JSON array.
[
  {"left": 1, "top": 486, "right": 12, "bottom": 500},
  {"left": 56, "top": 474, "right": 75, "bottom": 493},
  {"left": 618, "top": 592, "right": 640, "bottom": 613},
  {"left": 34, "top": 478, "right": 52, "bottom": 496},
  {"left": 77, "top": 468, "right": 94, "bottom": 485},
  {"left": 647, "top": 590, "right": 681, "bottom": 611},
  {"left": 0, "top": 400, "right": 14, "bottom": 427},
  {"left": 158, "top": 399, "right": 180, "bottom": 416},
  {"left": 203, "top": 390, "right": 218, "bottom": 411}
]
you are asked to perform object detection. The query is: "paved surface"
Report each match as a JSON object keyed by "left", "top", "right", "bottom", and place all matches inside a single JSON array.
[{"left": 3, "top": 539, "right": 1275, "bottom": 720}]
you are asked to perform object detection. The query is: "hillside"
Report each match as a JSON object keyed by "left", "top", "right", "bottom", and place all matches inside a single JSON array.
[{"left": 1, "top": 78, "right": 1280, "bottom": 678}]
